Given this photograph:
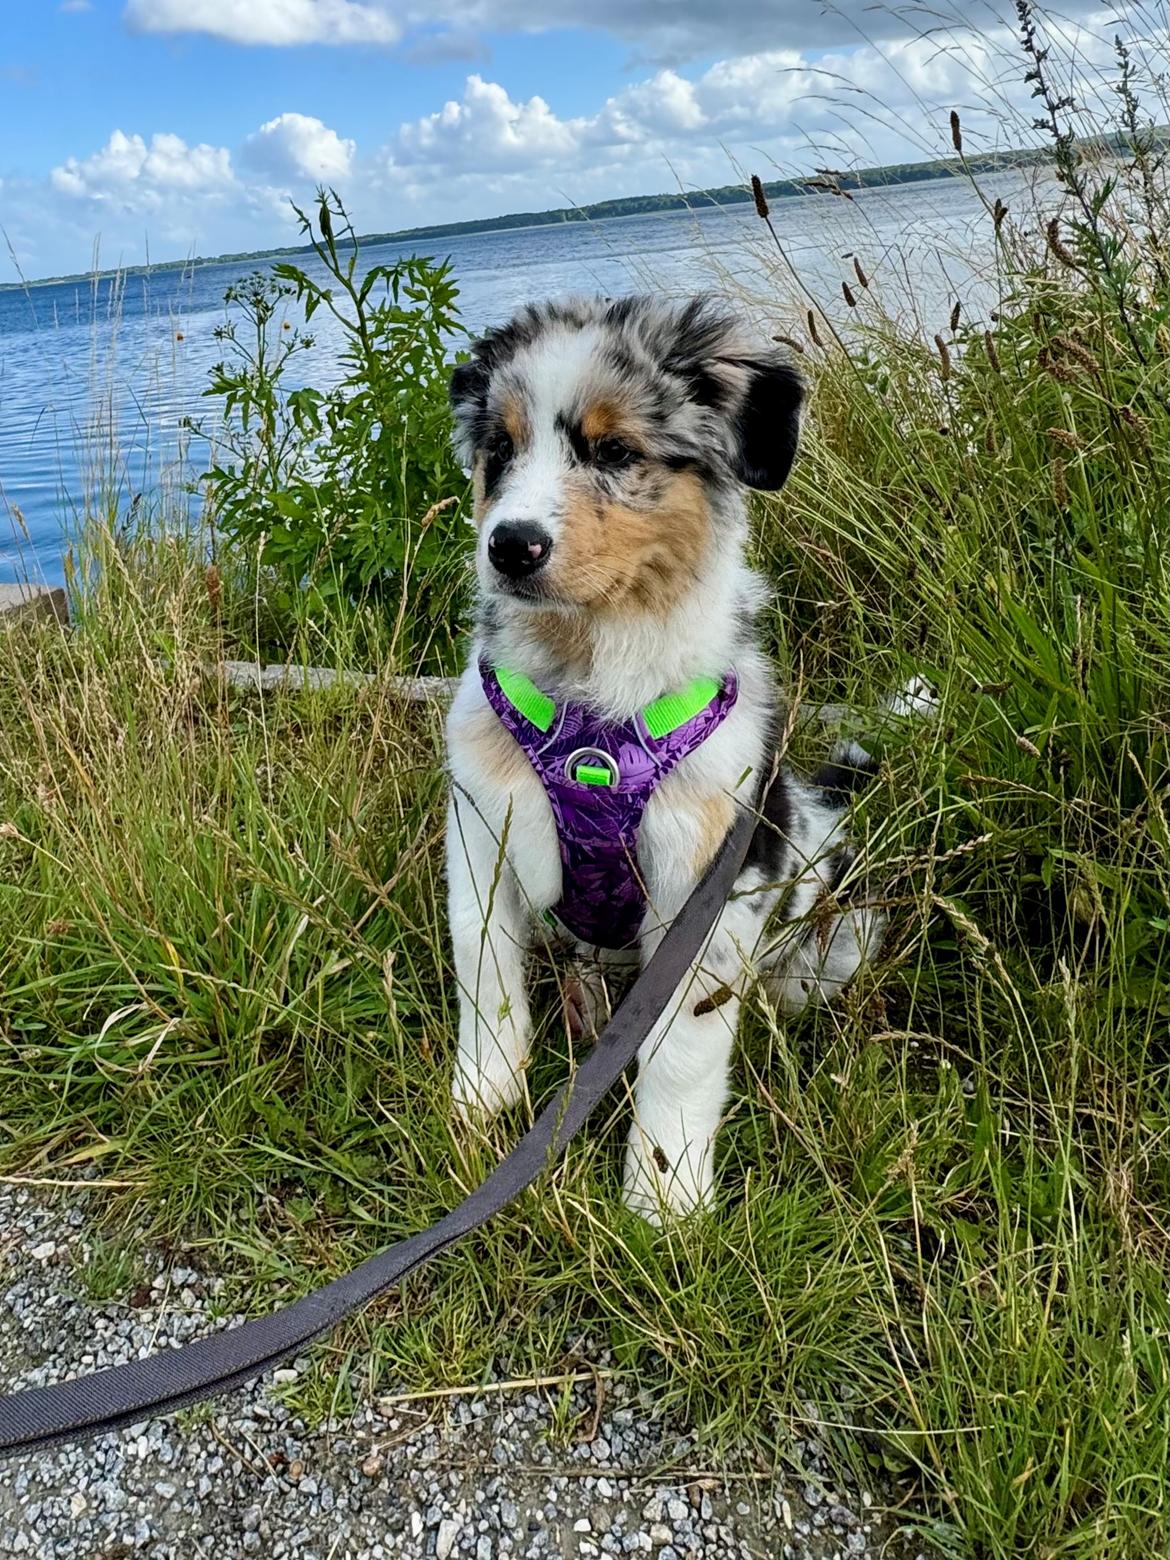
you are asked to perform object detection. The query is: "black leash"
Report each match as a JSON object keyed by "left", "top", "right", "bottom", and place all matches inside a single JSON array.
[{"left": 0, "top": 803, "right": 756, "bottom": 1456}]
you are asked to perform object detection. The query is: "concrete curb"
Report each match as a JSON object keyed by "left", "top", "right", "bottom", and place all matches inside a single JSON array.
[{"left": 215, "top": 660, "right": 454, "bottom": 702}]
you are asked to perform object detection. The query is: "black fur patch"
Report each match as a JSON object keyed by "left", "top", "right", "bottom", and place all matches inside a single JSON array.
[
  {"left": 746, "top": 763, "right": 794, "bottom": 880},
  {"left": 811, "top": 748, "right": 879, "bottom": 802},
  {"left": 449, "top": 356, "right": 491, "bottom": 424},
  {"left": 732, "top": 360, "right": 804, "bottom": 491},
  {"left": 482, "top": 440, "right": 511, "bottom": 499},
  {"left": 554, "top": 411, "right": 593, "bottom": 466},
  {"left": 823, "top": 843, "right": 858, "bottom": 898}
]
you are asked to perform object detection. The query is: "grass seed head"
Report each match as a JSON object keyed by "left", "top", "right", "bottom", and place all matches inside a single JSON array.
[
  {"left": 1119, "top": 405, "right": 1150, "bottom": 440},
  {"left": 1047, "top": 217, "right": 1080, "bottom": 268},
  {"left": 1052, "top": 334, "right": 1102, "bottom": 374},
  {"left": 1046, "top": 425, "right": 1085, "bottom": 450}
]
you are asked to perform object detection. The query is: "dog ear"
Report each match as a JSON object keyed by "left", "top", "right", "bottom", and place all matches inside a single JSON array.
[
  {"left": 449, "top": 352, "right": 491, "bottom": 463},
  {"left": 449, "top": 354, "right": 490, "bottom": 416},
  {"left": 730, "top": 358, "right": 804, "bottom": 491},
  {"left": 660, "top": 301, "right": 804, "bottom": 492}
]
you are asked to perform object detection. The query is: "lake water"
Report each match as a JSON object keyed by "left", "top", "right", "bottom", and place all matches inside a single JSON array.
[{"left": 0, "top": 169, "right": 1037, "bottom": 584}]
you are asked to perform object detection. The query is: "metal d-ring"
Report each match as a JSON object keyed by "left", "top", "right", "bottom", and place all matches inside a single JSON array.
[{"left": 565, "top": 746, "right": 620, "bottom": 787}]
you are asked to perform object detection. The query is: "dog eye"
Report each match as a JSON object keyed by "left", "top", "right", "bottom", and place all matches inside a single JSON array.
[
  {"left": 488, "top": 431, "right": 514, "bottom": 464},
  {"left": 594, "top": 435, "right": 637, "bottom": 468}
]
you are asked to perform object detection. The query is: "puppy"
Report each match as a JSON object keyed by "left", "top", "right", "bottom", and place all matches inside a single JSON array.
[{"left": 444, "top": 296, "right": 889, "bottom": 1220}]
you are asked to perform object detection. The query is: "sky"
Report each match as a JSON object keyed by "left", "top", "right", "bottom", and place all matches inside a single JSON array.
[{"left": 0, "top": 0, "right": 1157, "bottom": 280}]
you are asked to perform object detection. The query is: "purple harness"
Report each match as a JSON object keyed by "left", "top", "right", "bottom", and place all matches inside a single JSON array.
[{"left": 481, "top": 660, "right": 738, "bottom": 950}]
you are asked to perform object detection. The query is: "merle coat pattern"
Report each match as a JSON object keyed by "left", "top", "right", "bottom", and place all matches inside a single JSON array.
[{"left": 444, "top": 296, "right": 902, "bottom": 1220}]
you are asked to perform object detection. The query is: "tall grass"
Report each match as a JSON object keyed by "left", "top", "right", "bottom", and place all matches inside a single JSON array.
[{"left": 1, "top": 5, "right": 1167, "bottom": 1555}]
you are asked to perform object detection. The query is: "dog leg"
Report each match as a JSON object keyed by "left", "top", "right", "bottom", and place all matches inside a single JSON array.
[
  {"left": 447, "top": 792, "right": 532, "bottom": 1119},
  {"left": 765, "top": 904, "right": 886, "bottom": 1013},
  {"left": 623, "top": 893, "right": 757, "bottom": 1222},
  {"left": 563, "top": 945, "right": 630, "bottom": 1041}
]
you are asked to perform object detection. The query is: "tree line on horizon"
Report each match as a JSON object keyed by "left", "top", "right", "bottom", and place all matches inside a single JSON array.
[{"left": 8, "top": 127, "right": 1164, "bottom": 291}]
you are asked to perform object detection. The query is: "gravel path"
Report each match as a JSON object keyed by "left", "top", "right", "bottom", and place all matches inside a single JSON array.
[{"left": 0, "top": 1183, "right": 931, "bottom": 1560}]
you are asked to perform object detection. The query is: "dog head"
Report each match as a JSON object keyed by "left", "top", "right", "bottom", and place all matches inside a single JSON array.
[{"left": 449, "top": 297, "right": 803, "bottom": 617}]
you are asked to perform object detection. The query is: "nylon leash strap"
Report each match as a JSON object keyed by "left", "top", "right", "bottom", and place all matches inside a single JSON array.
[{"left": 0, "top": 802, "right": 756, "bottom": 1456}]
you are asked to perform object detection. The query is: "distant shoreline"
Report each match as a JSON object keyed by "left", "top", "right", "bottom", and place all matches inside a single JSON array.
[{"left": 4, "top": 133, "right": 1155, "bottom": 293}]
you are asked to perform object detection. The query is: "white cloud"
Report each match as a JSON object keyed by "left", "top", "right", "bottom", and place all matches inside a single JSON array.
[
  {"left": 9, "top": 12, "right": 1149, "bottom": 281},
  {"left": 589, "top": 70, "right": 708, "bottom": 145},
  {"left": 392, "top": 76, "right": 579, "bottom": 173},
  {"left": 122, "top": 0, "right": 1114, "bottom": 61},
  {"left": 242, "top": 113, "right": 356, "bottom": 183},
  {"left": 124, "top": 0, "right": 400, "bottom": 47},
  {"left": 50, "top": 130, "right": 235, "bottom": 204},
  {"left": 380, "top": 40, "right": 994, "bottom": 182}
]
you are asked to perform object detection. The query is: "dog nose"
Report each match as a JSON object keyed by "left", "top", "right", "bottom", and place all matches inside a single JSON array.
[{"left": 488, "top": 521, "right": 553, "bottom": 579}]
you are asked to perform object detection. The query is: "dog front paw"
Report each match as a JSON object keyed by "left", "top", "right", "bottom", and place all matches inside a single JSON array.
[
  {"left": 622, "top": 1126, "right": 712, "bottom": 1225},
  {"left": 451, "top": 1034, "right": 527, "bottom": 1121}
]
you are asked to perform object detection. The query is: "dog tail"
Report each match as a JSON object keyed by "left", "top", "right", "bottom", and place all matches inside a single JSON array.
[
  {"left": 751, "top": 676, "right": 937, "bottom": 1013},
  {"left": 810, "top": 675, "right": 938, "bottom": 801},
  {"left": 809, "top": 739, "right": 880, "bottom": 802}
]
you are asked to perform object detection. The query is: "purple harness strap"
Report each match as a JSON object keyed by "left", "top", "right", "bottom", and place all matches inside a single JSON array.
[{"left": 481, "top": 661, "right": 738, "bottom": 950}]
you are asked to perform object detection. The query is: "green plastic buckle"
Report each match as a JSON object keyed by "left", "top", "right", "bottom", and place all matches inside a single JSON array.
[
  {"left": 566, "top": 746, "right": 619, "bottom": 787},
  {"left": 575, "top": 762, "right": 615, "bottom": 787}
]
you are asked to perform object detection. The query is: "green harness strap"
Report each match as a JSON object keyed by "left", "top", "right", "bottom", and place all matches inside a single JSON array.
[
  {"left": 641, "top": 677, "right": 721, "bottom": 739},
  {"left": 493, "top": 666, "right": 556, "bottom": 733},
  {"left": 493, "top": 666, "right": 721, "bottom": 740}
]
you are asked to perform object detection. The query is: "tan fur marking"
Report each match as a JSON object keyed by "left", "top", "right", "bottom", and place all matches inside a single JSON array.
[
  {"left": 581, "top": 401, "right": 626, "bottom": 443},
  {"left": 693, "top": 791, "right": 735, "bottom": 874},
  {"left": 547, "top": 469, "right": 710, "bottom": 619},
  {"left": 500, "top": 392, "right": 529, "bottom": 448},
  {"left": 453, "top": 700, "right": 540, "bottom": 792},
  {"left": 471, "top": 453, "right": 489, "bottom": 527}
]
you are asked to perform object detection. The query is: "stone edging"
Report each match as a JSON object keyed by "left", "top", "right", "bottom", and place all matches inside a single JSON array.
[{"left": 0, "top": 584, "right": 69, "bottom": 626}]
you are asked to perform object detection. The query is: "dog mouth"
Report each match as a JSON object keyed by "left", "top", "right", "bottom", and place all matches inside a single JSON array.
[{"left": 488, "top": 571, "right": 564, "bottom": 607}]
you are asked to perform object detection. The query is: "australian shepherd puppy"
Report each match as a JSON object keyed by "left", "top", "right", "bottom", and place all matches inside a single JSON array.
[{"left": 444, "top": 296, "right": 891, "bottom": 1221}]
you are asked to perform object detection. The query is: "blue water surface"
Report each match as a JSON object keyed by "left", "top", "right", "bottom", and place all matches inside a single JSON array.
[{"left": 0, "top": 172, "right": 1030, "bottom": 584}]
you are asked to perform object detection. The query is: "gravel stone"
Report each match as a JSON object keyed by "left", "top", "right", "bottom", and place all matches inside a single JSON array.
[
  {"left": 0, "top": 1181, "right": 932, "bottom": 1560},
  {"left": 435, "top": 1517, "right": 460, "bottom": 1559}
]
